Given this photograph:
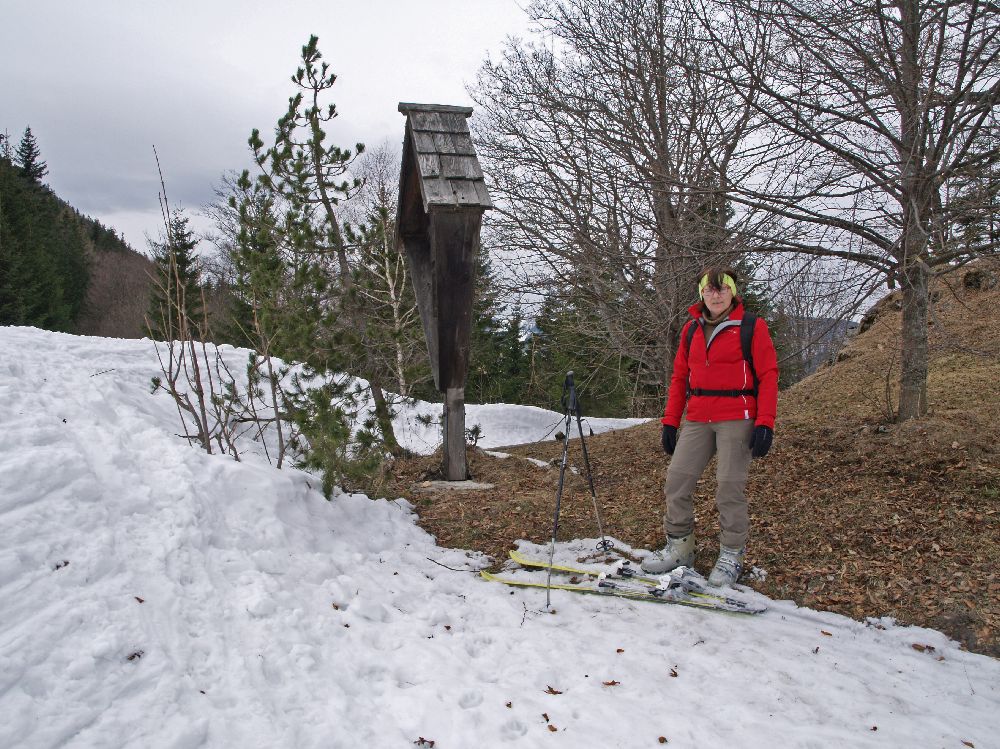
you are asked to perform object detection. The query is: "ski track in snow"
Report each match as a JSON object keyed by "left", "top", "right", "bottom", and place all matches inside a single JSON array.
[{"left": 0, "top": 327, "right": 998, "bottom": 749}]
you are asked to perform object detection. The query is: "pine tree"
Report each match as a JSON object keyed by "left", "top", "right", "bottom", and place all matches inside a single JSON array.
[
  {"left": 15, "top": 127, "right": 47, "bottom": 183},
  {"left": 0, "top": 158, "right": 88, "bottom": 330},
  {"left": 247, "top": 34, "right": 417, "bottom": 472},
  {"left": 466, "top": 245, "right": 517, "bottom": 404},
  {"left": 147, "top": 209, "right": 203, "bottom": 340},
  {"left": 0, "top": 130, "right": 13, "bottom": 164}
]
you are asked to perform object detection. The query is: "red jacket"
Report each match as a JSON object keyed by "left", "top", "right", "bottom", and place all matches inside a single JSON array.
[{"left": 661, "top": 301, "right": 779, "bottom": 429}]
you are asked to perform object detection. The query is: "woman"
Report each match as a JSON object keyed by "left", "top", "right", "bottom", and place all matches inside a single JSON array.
[{"left": 641, "top": 267, "right": 779, "bottom": 587}]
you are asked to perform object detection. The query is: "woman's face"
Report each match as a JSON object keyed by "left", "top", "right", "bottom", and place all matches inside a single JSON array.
[{"left": 702, "top": 284, "right": 734, "bottom": 317}]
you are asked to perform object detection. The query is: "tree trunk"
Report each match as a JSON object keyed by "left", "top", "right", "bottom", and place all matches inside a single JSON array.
[
  {"left": 369, "top": 374, "right": 404, "bottom": 456},
  {"left": 897, "top": 256, "right": 929, "bottom": 421},
  {"left": 896, "top": 0, "right": 929, "bottom": 423}
]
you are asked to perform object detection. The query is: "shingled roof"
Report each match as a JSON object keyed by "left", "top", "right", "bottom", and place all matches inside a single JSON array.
[{"left": 397, "top": 102, "right": 493, "bottom": 211}]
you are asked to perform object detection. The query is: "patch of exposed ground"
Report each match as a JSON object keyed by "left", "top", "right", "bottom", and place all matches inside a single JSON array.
[{"left": 384, "top": 261, "right": 1000, "bottom": 657}]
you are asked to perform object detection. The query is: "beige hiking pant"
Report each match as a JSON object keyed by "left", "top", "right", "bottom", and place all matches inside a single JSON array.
[{"left": 663, "top": 419, "right": 755, "bottom": 549}]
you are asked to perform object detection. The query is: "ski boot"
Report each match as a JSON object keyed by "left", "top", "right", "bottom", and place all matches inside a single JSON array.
[
  {"left": 707, "top": 545, "right": 745, "bottom": 587},
  {"left": 641, "top": 533, "right": 695, "bottom": 574}
]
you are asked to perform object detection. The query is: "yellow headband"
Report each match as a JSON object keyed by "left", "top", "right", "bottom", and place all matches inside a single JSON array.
[{"left": 699, "top": 273, "right": 738, "bottom": 298}]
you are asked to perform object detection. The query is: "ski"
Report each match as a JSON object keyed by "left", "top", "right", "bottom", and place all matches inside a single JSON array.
[
  {"left": 480, "top": 570, "right": 761, "bottom": 613},
  {"left": 502, "top": 550, "right": 766, "bottom": 614},
  {"left": 509, "top": 549, "right": 661, "bottom": 586}
]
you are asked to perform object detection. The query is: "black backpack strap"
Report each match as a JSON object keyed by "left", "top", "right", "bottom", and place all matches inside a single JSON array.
[
  {"left": 683, "top": 314, "right": 760, "bottom": 398},
  {"left": 683, "top": 321, "right": 697, "bottom": 398},
  {"left": 689, "top": 387, "right": 756, "bottom": 397},
  {"left": 740, "top": 313, "right": 758, "bottom": 395},
  {"left": 684, "top": 319, "right": 697, "bottom": 354}
]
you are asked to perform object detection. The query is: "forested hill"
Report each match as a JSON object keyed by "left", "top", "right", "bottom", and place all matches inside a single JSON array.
[{"left": 0, "top": 157, "right": 154, "bottom": 338}]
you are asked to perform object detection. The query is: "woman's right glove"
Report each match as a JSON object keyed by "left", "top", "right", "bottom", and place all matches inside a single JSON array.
[{"left": 661, "top": 425, "right": 678, "bottom": 455}]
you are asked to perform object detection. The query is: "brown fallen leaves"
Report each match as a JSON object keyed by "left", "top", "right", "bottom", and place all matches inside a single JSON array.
[
  {"left": 387, "top": 265, "right": 1000, "bottom": 657},
  {"left": 390, "top": 419, "right": 998, "bottom": 657}
]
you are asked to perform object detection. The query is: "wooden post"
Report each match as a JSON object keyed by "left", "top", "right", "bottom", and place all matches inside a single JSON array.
[
  {"left": 443, "top": 386, "right": 467, "bottom": 480},
  {"left": 396, "top": 103, "right": 492, "bottom": 482}
]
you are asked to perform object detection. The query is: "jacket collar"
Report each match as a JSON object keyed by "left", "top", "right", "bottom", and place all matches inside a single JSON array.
[{"left": 688, "top": 299, "right": 746, "bottom": 322}]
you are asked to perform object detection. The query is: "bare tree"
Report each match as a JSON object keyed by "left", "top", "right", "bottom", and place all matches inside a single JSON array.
[
  {"left": 696, "top": 0, "right": 1000, "bottom": 420},
  {"left": 763, "top": 254, "right": 878, "bottom": 381},
  {"left": 146, "top": 158, "right": 300, "bottom": 465},
  {"left": 471, "top": 0, "right": 771, "bottom": 412}
]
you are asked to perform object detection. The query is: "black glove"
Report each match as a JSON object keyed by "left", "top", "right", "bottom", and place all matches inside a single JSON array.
[
  {"left": 661, "top": 425, "right": 678, "bottom": 455},
  {"left": 749, "top": 425, "right": 773, "bottom": 458}
]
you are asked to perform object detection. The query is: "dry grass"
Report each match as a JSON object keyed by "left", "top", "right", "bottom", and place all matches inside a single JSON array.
[{"left": 384, "top": 260, "right": 1000, "bottom": 657}]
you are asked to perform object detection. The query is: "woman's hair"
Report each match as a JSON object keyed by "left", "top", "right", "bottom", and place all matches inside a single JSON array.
[
  {"left": 696, "top": 266, "right": 740, "bottom": 315},
  {"left": 697, "top": 266, "right": 740, "bottom": 292}
]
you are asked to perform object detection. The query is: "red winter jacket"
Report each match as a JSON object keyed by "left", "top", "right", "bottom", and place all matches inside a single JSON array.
[{"left": 661, "top": 301, "right": 779, "bottom": 429}]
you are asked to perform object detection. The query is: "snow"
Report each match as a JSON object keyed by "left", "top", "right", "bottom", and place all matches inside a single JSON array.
[
  {"left": 1, "top": 326, "right": 998, "bottom": 749},
  {"left": 393, "top": 395, "right": 648, "bottom": 455}
]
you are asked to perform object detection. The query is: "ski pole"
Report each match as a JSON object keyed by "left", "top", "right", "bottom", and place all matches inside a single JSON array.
[
  {"left": 572, "top": 385, "right": 612, "bottom": 553},
  {"left": 545, "top": 372, "right": 576, "bottom": 608},
  {"left": 545, "top": 371, "right": 614, "bottom": 607}
]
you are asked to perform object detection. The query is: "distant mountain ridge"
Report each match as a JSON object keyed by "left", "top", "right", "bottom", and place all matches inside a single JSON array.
[{"left": 782, "top": 314, "right": 860, "bottom": 377}]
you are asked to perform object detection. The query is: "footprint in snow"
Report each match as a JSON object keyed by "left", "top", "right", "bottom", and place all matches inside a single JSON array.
[
  {"left": 499, "top": 718, "right": 528, "bottom": 740},
  {"left": 459, "top": 691, "right": 484, "bottom": 709}
]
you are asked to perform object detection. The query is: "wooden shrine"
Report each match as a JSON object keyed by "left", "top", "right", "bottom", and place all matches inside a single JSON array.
[{"left": 396, "top": 103, "right": 493, "bottom": 480}]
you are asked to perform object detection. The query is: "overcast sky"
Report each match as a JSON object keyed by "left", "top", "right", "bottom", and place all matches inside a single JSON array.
[{"left": 2, "top": 0, "right": 532, "bottom": 251}]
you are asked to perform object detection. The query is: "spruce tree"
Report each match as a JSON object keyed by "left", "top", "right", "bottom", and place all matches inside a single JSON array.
[
  {"left": 0, "top": 158, "right": 87, "bottom": 330},
  {"left": 15, "top": 127, "right": 47, "bottom": 183},
  {"left": 147, "top": 209, "right": 204, "bottom": 340},
  {"left": 0, "top": 130, "right": 13, "bottom": 164}
]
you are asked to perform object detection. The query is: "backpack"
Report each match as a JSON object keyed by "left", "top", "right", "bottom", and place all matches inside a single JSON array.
[{"left": 683, "top": 312, "right": 759, "bottom": 397}]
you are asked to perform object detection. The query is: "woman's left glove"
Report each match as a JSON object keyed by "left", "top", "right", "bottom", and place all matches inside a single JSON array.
[{"left": 749, "top": 425, "right": 773, "bottom": 458}]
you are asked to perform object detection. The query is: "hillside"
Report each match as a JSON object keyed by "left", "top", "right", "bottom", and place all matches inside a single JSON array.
[
  {"left": 391, "top": 260, "right": 1000, "bottom": 656},
  {"left": 74, "top": 220, "right": 155, "bottom": 339},
  {"left": 0, "top": 157, "right": 155, "bottom": 338}
]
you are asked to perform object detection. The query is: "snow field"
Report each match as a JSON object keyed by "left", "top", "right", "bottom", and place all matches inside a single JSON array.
[{"left": 1, "top": 327, "right": 998, "bottom": 748}]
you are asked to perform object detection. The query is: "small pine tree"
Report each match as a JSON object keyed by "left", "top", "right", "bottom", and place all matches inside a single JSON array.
[
  {"left": 15, "top": 127, "right": 48, "bottom": 183},
  {"left": 0, "top": 130, "right": 13, "bottom": 164},
  {"left": 147, "top": 209, "right": 204, "bottom": 340}
]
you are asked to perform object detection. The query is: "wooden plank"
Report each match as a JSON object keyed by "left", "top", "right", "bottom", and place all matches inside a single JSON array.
[
  {"left": 398, "top": 102, "right": 474, "bottom": 116},
  {"left": 431, "top": 132, "right": 460, "bottom": 155},
  {"left": 473, "top": 180, "right": 494, "bottom": 208},
  {"left": 437, "top": 113, "right": 472, "bottom": 135},
  {"left": 427, "top": 132, "right": 478, "bottom": 157},
  {"left": 417, "top": 153, "right": 442, "bottom": 178},
  {"left": 411, "top": 111, "right": 446, "bottom": 132},
  {"left": 400, "top": 234, "right": 440, "bottom": 390},
  {"left": 413, "top": 131, "right": 437, "bottom": 153},
  {"left": 449, "top": 180, "right": 482, "bottom": 205},
  {"left": 398, "top": 157, "right": 430, "bottom": 234},
  {"left": 439, "top": 154, "right": 483, "bottom": 180},
  {"left": 421, "top": 178, "right": 456, "bottom": 207},
  {"left": 450, "top": 134, "right": 479, "bottom": 156},
  {"left": 413, "top": 126, "right": 477, "bottom": 156},
  {"left": 431, "top": 211, "right": 480, "bottom": 389}
]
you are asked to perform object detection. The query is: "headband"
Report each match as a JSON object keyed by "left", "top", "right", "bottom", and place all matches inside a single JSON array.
[{"left": 699, "top": 273, "right": 738, "bottom": 298}]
